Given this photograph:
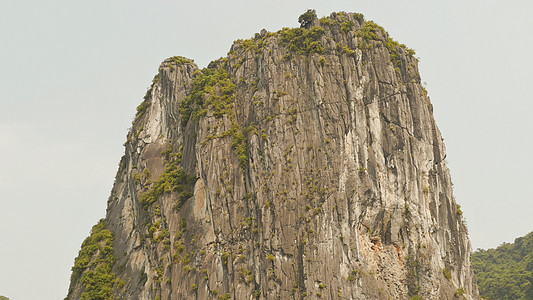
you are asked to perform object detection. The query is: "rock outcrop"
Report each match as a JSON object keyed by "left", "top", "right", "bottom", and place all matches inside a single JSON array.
[{"left": 66, "top": 11, "right": 479, "bottom": 300}]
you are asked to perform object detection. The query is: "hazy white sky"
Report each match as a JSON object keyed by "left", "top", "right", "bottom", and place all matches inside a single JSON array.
[{"left": 1, "top": 1, "right": 532, "bottom": 299}]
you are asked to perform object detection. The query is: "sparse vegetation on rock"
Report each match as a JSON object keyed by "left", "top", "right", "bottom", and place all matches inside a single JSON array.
[{"left": 66, "top": 10, "right": 478, "bottom": 300}]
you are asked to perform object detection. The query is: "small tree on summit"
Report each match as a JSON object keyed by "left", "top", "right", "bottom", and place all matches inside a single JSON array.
[{"left": 298, "top": 9, "right": 317, "bottom": 28}]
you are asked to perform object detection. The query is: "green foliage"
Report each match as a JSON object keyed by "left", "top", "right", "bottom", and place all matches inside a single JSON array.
[
  {"left": 341, "top": 20, "right": 355, "bottom": 33},
  {"left": 179, "top": 67, "right": 236, "bottom": 125},
  {"left": 304, "top": 13, "right": 416, "bottom": 73},
  {"left": 231, "top": 34, "right": 272, "bottom": 56},
  {"left": 176, "top": 191, "right": 194, "bottom": 210},
  {"left": 241, "top": 39, "right": 258, "bottom": 52},
  {"left": 472, "top": 231, "right": 533, "bottom": 300},
  {"left": 169, "top": 56, "right": 193, "bottom": 66},
  {"left": 279, "top": 26, "right": 325, "bottom": 55},
  {"left": 346, "top": 274, "right": 355, "bottom": 282},
  {"left": 178, "top": 63, "right": 250, "bottom": 171},
  {"left": 347, "top": 269, "right": 361, "bottom": 282},
  {"left": 384, "top": 37, "right": 415, "bottom": 72},
  {"left": 384, "top": 39, "right": 403, "bottom": 72},
  {"left": 456, "top": 204, "right": 463, "bottom": 217},
  {"left": 442, "top": 268, "right": 451, "bottom": 280},
  {"left": 340, "top": 45, "right": 356, "bottom": 57},
  {"left": 318, "top": 17, "right": 333, "bottom": 26},
  {"left": 154, "top": 228, "right": 168, "bottom": 243},
  {"left": 152, "top": 74, "right": 160, "bottom": 85},
  {"left": 355, "top": 21, "right": 382, "bottom": 41},
  {"left": 355, "top": 20, "right": 415, "bottom": 72},
  {"left": 134, "top": 73, "right": 162, "bottom": 124},
  {"left": 70, "top": 219, "right": 116, "bottom": 300},
  {"left": 138, "top": 162, "right": 194, "bottom": 209},
  {"left": 319, "top": 12, "right": 363, "bottom": 28},
  {"left": 353, "top": 13, "right": 365, "bottom": 22},
  {"left": 225, "top": 121, "right": 248, "bottom": 169},
  {"left": 222, "top": 251, "right": 229, "bottom": 265},
  {"left": 298, "top": 9, "right": 316, "bottom": 28},
  {"left": 219, "top": 293, "right": 231, "bottom": 300},
  {"left": 135, "top": 100, "right": 150, "bottom": 121}
]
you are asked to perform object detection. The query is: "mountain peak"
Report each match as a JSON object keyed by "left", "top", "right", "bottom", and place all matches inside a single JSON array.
[{"left": 66, "top": 11, "right": 479, "bottom": 300}]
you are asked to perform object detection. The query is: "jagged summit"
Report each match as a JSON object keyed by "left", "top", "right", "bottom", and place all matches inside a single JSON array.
[{"left": 66, "top": 10, "right": 479, "bottom": 300}]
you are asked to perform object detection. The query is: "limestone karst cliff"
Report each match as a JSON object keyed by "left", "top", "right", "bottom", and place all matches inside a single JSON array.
[{"left": 66, "top": 11, "right": 479, "bottom": 300}]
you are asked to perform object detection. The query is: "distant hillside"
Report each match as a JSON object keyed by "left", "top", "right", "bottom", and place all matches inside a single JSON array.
[{"left": 472, "top": 231, "right": 533, "bottom": 299}]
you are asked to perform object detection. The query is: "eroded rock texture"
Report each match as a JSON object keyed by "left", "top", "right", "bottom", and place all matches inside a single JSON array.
[{"left": 67, "top": 11, "right": 479, "bottom": 300}]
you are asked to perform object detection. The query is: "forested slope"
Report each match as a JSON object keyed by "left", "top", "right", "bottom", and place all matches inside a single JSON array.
[{"left": 472, "top": 231, "right": 533, "bottom": 299}]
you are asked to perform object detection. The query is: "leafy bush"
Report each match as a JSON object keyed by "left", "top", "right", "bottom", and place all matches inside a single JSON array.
[
  {"left": 279, "top": 26, "right": 325, "bottom": 55},
  {"left": 355, "top": 20, "right": 415, "bottom": 72},
  {"left": 442, "top": 268, "right": 451, "bottom": 280},
  {"left": 298, "top": 9, "right": 316, "bottom": 28},
  {"left": 353, "top": 13, "right": 365, "bottom": 22},
  {"left": 340, "top": 45, "right": 356, "bottom": 57},
  {"left": 69, "top": 219, "right": 116, "bottom": 300},
  {"left": 139, "top": 162, "right": 193, "bottom": 208},
  {"left": 341, "top": 20, "right": 355, "bottom": 33},
  {"left": 178, "top": 64, "right": 250, "bottom": 170},
  {"left": 456, "top": 204, "right": 463, "bottom": 217},
  {"left": 355, "top": 21, "right": 382, "bottom": 41},
  {"left": 169, "top": 56, "right": 193, "bottom": 66},
  {"left": 179, "top": 67, "right": 235, "bottom": 125},
  {"left": 318, "top": 17, "right": 332, "bottom": 26},
  {"left": 135, "top": 100, "right": 150, "bottom": 120}
]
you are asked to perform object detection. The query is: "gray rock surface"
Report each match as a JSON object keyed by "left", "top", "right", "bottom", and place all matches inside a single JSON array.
[{"left": 67, "top": 11, "right": 479, "bottom": 300}]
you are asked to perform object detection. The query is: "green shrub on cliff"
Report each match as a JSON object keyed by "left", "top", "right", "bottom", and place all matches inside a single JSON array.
[
  {"left": 179, "top": 67, "right": 235, "bottom": 125},
  {"left": 279, "top": 26, "right": 325, "bottom": 55},
  {"left": 169, "top": 56, "right": 193, "bottom": 66},
  {"left": 69, "top": 219, "right": 116, "bottom": 300},
  {"left": 298, "top": 9, "right": 316, "bottom": 28},
  {"left": 355, "top": 20, "right": 415, "bottom": 71},
  {"left": 138, "top": 162, "right": 193, "bottom": 208},
  {"left": 178, "top": 65, "right": 249, "bottom": 170}
]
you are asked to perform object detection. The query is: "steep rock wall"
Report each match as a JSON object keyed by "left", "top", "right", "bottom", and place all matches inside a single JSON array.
[{"left": 67, "top": 11, "right": 479, "bottom": 300}]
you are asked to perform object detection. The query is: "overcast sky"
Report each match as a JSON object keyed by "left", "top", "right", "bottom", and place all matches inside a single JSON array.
[{"left": 1, "top": 1, "right": 532, "bottom": 299}]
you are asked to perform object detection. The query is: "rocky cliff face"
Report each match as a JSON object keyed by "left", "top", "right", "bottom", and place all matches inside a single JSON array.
[{"left": 66, "top": 11, "right": 479, "bottom": 300}]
